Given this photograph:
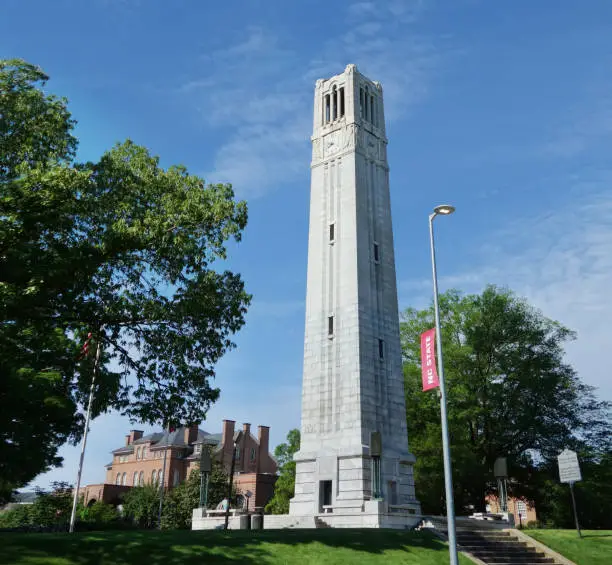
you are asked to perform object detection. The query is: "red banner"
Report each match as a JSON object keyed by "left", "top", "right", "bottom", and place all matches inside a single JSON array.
[{"left": 421, "top": 328, "right": 439, "bottom": 391}]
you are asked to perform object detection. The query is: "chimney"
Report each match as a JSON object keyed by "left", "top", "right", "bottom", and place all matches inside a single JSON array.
[
  {"left": 242, "top": 423, "right": 251, "bottom": 437},
  {"left": 184, "top": 423, "right": 199, "bottom": 445},
  {"left": 125, "top": 434, "right": 131, "bottom": 446},
  {"left": 257, "top": 425, "right": 270, "bottom": 472},
  {"left": 128, "top": 430, "right": 143, "bottom": 444},
  {"left": 222, "top": 420, "right": 235, "bottom": 449}
]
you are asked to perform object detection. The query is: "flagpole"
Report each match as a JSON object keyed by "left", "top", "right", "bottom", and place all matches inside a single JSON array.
[
  {"left": 158, "top": 434, "right": 169, "bottom": 529},
  {"left": 69, "top": 335, "right": 102, "bottom": 533}
]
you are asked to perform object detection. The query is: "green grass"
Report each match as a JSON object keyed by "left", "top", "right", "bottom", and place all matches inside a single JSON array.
[
  {"left": 0, "top": 528, "right": 474, "bottom": 565},
  {"left": 525, "top": 529, "right": 612, "bottom": 565}
]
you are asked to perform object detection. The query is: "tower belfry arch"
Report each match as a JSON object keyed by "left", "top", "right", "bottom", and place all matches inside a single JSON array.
[{"left": 287, "top": 64, "right": 421, "bottom": 528}]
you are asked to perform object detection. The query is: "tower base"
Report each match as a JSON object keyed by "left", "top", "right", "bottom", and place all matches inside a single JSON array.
[{"left": 264, "top": 500, "right": 421, "bottom": 529}]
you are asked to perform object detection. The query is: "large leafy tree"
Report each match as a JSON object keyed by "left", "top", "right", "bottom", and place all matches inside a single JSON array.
[
  {"left": 0, "top": 59, "right": 251, "bottom": 501},
  {"left": 266, "top": 429, "right": 300, "bottom": 515},
  {"left": 401, "top": 285, "right": 611, "bottom": 515},
  {"left": 161, "top": 458, "right": 232, "bottom": 529}
]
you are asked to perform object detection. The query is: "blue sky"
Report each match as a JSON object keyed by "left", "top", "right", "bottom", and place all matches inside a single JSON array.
[{"left": 3, "top": 0, "right": 612, "bottom": 489}]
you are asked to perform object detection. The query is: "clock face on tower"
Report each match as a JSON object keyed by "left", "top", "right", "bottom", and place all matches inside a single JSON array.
[{"left": 323, "top": 130, "right": 341, "bottom": 158}]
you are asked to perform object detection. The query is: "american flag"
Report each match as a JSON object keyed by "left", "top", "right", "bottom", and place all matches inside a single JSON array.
[{"left": 78, "top": 332, "right": 93, "bottom": 359}]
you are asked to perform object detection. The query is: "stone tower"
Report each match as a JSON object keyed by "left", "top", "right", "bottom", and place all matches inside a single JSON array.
[{"left": 289, "top": 64, "right": 421, "bottom": 527}]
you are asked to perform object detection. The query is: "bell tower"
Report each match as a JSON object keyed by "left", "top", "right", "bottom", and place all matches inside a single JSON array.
[{"left": 289, "top": 64, "right": 421, "bottom": 526}]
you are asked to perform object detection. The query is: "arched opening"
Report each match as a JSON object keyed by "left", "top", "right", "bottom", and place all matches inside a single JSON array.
[
  {"left": 87, "top": 499, "right": 96, "bottom": 508},
  {"left": 332, "top": 86, "right": 338, "bottom": 121}
]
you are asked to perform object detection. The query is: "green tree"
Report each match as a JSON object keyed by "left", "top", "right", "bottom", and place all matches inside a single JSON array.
[
  {"left": 79, "top": 500, "right": 119, "bottom": 527},
  {"left": 161, "top": 459, "right": 232, "bottom": 530},
  {"left": 266, "top": 429, "right": 300, "bottom": 515},
  {"left": 121, "top": 484, "right": 160, "bottom": 529},
  {"left": 401, "top": 286, "right": 611, "bottom": 515},
  {"left": 0, "top": 59, "right": 251, "bottom": 501}
]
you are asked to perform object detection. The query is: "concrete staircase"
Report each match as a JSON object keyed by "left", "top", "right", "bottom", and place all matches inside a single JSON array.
[
  {"left": 456, "top": 528, "right": 557, "bottom": 564},
  {"left": 422, "top": 517, "right": 563, "bottom": 565}
]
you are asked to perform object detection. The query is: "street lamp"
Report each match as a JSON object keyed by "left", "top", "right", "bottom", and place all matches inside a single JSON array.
[
  {"left": 429, "top": 204, "right": 459, "bottom": 565},
  {"left": 224, "top": 431, "right": 242, "bottom": 530}
]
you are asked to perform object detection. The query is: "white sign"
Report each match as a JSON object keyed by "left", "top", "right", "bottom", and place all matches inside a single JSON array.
[{"left": 557, "top": 449, "right": 582, "bottom": 483}]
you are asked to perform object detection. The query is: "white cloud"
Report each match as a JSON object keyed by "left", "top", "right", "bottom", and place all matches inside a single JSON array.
[
  {"left": 181, "top": 4, "right": 445, "bottom": 198},
  {"left": 400, "top": 173, "right": 612, "bottom": 401}
]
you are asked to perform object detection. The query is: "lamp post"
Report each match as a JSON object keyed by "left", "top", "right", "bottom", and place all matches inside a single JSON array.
[
  {"left": 429, "top": 204, "right": 459, "bottom": 565},
  {"left": 224, "top": 432, "right": 242, "bottom": 530}
]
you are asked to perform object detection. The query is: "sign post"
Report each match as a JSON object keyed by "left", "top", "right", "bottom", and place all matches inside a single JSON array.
[{"left": 557, "top": 449, "right": 582, "bottom": 538}]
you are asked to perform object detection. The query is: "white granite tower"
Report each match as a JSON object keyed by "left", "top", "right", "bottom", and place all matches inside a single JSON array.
[{"left": 287, "top": 64, "right": 421, "bottom": 528}]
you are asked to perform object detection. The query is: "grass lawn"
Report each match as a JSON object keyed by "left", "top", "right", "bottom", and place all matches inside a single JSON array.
[
  {"left": 0, "top": 528, "right": 475, "bottom": 565},
  {"left": 525, "top": 529, "right": 612, "bottom": 565}
]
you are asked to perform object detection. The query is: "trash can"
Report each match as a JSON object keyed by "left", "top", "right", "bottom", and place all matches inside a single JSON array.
[
  {"left": 239, "top": 514, "right": 251, "bottom": 530},
  {"left": 251, "top": 513, "right": 263, "bottom": 530}
]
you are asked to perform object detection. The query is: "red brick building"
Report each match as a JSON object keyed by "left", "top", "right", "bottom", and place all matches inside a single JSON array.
[
  {"left": 485, "top": 495, "right": 537, "bottom": 525},
  {"left": 79, "top": 420, "right": 277, "bottom": 510}
]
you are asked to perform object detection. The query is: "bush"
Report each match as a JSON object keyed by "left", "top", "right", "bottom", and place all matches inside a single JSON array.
[
  {"left": 122, "top": 484, "right": 160, "bottom": 529},
  {"left": 79, "top": 501, "right": 118, "bottom": 525},
  {"left": 161, "top": 462, "right": 234, "bottom": 530},
  {"left": 0, "top": 505, "right": 34, "bottom": 529}
]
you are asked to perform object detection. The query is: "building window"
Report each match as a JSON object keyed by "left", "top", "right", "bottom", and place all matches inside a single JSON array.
[
  {"left": 329, "top": 223, "right": 335, "bottom": 242},
  {"left": 373, "top": 243, "right": 380, "bottom": 262},
  {"left": 370, "top": 95, "right": 375, "bottom": 126},
  {"left": 387, "top": 481, "right": 398, "bottom": 505},
  {"left": 364, "top": 87, "right": 369, "bottom": 121},
  {"left": 328, "top": 315, "right": 334, "bottom": 336},
  {"left": 359, "top": 87, "right": 364, "bottom": 118},
  {"left": 339, "top": 87, "right": 345, "bottom": 117},
  {"left": 121, "top": 472, "right": 126, "bottom": 486},
  {"left": 115, "top": 473, "right": 121, "bottom": 485},
  {"left": 157, "top": 469, "right": 163, "bottom": 485},
  {"left": 142, "top": 446, "right": 147, "bottom": 459},
  {"left": 332, "top": 86, "right": 338, "bottom": 120},
  {"left": 235, "top": 446, "right": 241, "bottom": 461},
  {"left": 194, "top": 444, "right": 201, "bottom": 454},
  {"left": 139, "top": 471, "right": 144, "bottom": 486},
  {"left": 324, "top": 94, "right": 331, "bottom": 123},
  {"left": 151, "top": 470, "right": 157, "bottom": 484},
  {"left": 133, "top": 471, "right": 138, "bottom": 486},
  {"left": 173, "top": 470, "right": 180, "bottom": 486},
  {"left": 378, "top": 339, "right": 384, "bottom": 359},
  {"left": 250, "top": 447, "right": 256, "bottom": 461},
  {"left": 136, "top": 447, "right": 141, "bottom": 460}
]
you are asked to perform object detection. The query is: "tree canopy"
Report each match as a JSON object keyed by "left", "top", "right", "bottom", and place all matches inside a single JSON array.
[
  {"left": 0, "top": 59, "right": 251, "bottom": 501},
  {"left": 401, "top": 285, "right": 611, "bottom": 517},
  {"left": 266, "top": 429, "right": 300, "bottom": 515}
]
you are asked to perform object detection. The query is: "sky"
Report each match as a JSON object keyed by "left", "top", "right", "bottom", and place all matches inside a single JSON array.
[{"left": 2, "top": 0, "right": 612, "bottom": 490}]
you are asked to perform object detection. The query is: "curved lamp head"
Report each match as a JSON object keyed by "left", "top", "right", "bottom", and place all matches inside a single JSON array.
[{"left": 433, "top": 204, "right": 455, "bottom": 217}]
